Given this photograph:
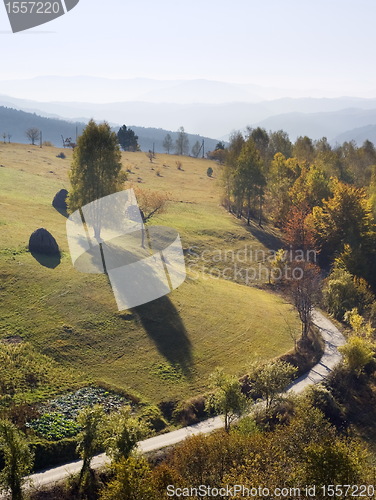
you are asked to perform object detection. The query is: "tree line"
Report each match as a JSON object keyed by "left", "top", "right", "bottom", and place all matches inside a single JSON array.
[
  {"left": 219, "top": 128, "right": 376, "bottom": 333},
  {"left": 116, "top": 124, "right": 204, "bottom": 157}
]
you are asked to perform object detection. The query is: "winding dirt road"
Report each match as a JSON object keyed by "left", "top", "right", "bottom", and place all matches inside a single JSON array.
[{"left": 26, "top": 309, "right": 345, "bottom": 492}]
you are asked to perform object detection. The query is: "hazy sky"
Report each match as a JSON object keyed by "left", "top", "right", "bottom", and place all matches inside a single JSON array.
[{"left": 1, "top": 0, "right": 376, "bottom": 96}]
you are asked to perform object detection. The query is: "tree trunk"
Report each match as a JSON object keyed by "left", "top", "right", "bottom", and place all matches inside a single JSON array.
[
  {"left": 224, "top": 411, "right": 230, "bottom": 433},
  {"left": 258, "top": 192, "right": 263, "bottom": 227}
]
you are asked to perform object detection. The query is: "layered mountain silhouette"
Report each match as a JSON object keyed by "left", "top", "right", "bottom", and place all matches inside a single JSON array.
[
  {"left": 2, "top": 78, "right": 376, "bottom": 144},
  {"left": 0, "top": 106, "right": 219, "bottom": 153}
]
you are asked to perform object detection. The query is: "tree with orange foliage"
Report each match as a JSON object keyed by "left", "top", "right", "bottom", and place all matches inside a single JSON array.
[
  {"left": 132, "top": 185, "right": 170, "bottom": 248},
  {"left": 283, "top": 202, "right": 317, "bottom": 256},
  {"left": 132, "top": 185, "right": 169, "bottom": 223}
]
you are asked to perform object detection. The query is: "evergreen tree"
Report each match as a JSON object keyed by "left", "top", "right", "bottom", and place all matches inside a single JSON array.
[
  {"left": 248, "top": 126, "right": 270, "bottom": 165},
  {"left": 293, "top": 135, "right": 315, "bottom": 164},
  {"left": 221, "top": 131, "right": 245, "bottom": 212},
  {"left": 117, "top": 125, "right": 139, "bottom": 152},
  {"left": 215, "top": 141, "right": 225, "bottom": 150},
  {"left": 68, "top": 120, "right": 125, "bottom": 213},
  {"left": 235, "top": 138, "right": 265, "bottom": 224}
]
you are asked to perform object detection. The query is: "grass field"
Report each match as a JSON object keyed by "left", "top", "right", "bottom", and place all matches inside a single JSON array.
[{"left": 0, "top": 143, "right": 300, "bottom": 404}]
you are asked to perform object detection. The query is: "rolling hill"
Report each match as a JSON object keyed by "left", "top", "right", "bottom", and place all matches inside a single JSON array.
[{"left": 0, "top": 143, "right": 300, "bottom": 404}]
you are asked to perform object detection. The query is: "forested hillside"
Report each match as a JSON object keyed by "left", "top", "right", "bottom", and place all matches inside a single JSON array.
[{"left": 0, "top": 107, "right": 219, "bottom": 153}]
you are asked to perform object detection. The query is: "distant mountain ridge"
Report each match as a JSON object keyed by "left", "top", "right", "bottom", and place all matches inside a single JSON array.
[
  {"left": 2, "top": 92, "right": 376, "bottom": 142},
  {"left": 0, "top": 106, "right": 219, "bottom": 153},
  {"left": 333, "top": 124, "right": 376, "bottom": 145},
  {"left": 0, "top": 106, "right": 86, "bottom": 147},
  {"left": 255, "top": 107, "right": 376, "bottom": 143},
  {"left": 0, "top": 76, "right": 340, "bottom": 104}
]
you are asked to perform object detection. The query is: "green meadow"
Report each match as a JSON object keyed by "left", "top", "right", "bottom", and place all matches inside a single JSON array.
[{"left": 0, "top": 144, "right": 299, "bottom": 404}]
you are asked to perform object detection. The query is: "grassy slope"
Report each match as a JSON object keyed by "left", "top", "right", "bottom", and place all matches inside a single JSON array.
[{"left": 0, "top": 144, "right": 299, "bottom": 403}]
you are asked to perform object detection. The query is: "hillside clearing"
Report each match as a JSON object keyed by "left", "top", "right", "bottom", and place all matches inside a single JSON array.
[{"left": 0, "top": 143, "right": 299, "bottom": 403}]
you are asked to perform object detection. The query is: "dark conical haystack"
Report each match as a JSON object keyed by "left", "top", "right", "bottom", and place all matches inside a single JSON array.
[
  {"left": 52, "top": 189, "right": 68, "bottom": 211},
  {"left": 29, "top": 228, "right": 60, "bottom": 255}
]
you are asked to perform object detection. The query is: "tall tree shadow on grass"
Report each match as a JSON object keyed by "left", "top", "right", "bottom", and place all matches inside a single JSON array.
[
  {"left": 132, "top": 296, "right": 193, "bottom": 378},
  {"left": 244, "top": 219, "right": 282, "bottom": 250}
]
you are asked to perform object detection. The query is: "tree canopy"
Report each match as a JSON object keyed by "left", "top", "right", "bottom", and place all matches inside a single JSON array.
[
  {"left": 206, "top": 368, "right": 248, "bottom": 432},
  {"left": 117, "top": 125, "right": 139, "bottom": 152},
  {"left": 68, "top": 120, "right": 126, "bottom": 213},
  {"left": 0, "top": 420, "right": 33, "bottom": 500},
  {"left": 175, "top": 127, "right": 190, "bottom": 155}
]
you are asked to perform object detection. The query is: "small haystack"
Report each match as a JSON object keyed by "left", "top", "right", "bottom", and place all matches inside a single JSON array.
[
  {"left": 52, "top": 189, "right": 68, "bottom": 211},
  {"left": 29, "top": 228, "right": 60, "bottom": 255}
]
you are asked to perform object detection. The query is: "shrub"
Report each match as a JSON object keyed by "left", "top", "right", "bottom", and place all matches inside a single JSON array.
[
  {"left": 43, "top": 141, "right": 54, "bottom": 147},
  {"left": 56, "top": 152, "right": 66, "bottom": 159},
  {"left": 339, "top": 335, "right": 375, "bottom": 376},
  {"left": 253, "top": 396, "right": 296, "bottom": 430},
  {"left": 172, "top": 396, "right": 208, "bottom": 426},
  {"left": 158, "top": 400, "right": 178, "bottom": 422},
  {"left": 248, "top": 360, "right": 297, "bottom": 409},
  {"left": 323, "top": 267, "right": 374, "bottom": 320},
  {"left": 233, "top": 416, "right": 259, "bottom": 436},
  {"left": 207, "top": 167, "right": 213, "bottom": 177},
  {"left": 370, "top": 302, "right": 376, "bottom": 328},
  {"left": 305, "top": 385, "right": 346, "bottom": 430},
  {"left": 29, "top": 437, "right": 79, "bottom": 471},
  {"left": 139, "top": 405, "right": 167, "bottom": 432},
  {"left": 99, "top": 457, "right": 156, "bottom": 500},
  {"left": 6, "top": 403, "right": 40, "bottom": 431},
  {"left": 343, "top": 308, "right": 374, "bottom": 337},
  {"left": 280, "top": 327, "right": 324, "bottom": 377}
]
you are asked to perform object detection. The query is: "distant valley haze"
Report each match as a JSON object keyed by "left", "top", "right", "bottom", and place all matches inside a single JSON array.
[
  {"left": 0, "top": 75, "right": 365, "bottom": 104},
  {"left": 2, "top": 76, "right": 376, "bottom": 144}
]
